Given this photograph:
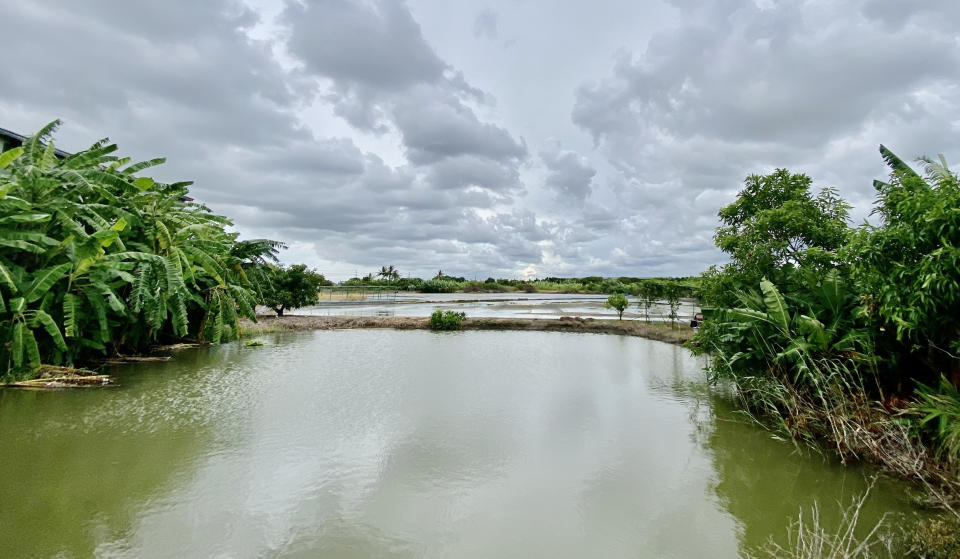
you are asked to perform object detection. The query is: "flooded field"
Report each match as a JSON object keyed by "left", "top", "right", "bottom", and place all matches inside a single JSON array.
[{"left": 296, "top": 292, "right": 698, "bottom": 322}]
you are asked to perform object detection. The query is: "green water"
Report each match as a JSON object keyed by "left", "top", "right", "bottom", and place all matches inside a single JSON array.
[{"left": 0, "top": 330, "right": 922, "bottom": 558}]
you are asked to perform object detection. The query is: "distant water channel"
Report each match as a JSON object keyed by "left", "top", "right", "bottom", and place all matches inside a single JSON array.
[
  {"left": 0, "top": 330, "right": 922, "bottom": 558},
  {"left": 295, "top": 291, "right": 699, "bottom": 321}
]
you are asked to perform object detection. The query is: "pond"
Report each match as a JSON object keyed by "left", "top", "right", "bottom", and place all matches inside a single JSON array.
[{"left": 0, "top": 330, "right": 921, "bottom": 558}]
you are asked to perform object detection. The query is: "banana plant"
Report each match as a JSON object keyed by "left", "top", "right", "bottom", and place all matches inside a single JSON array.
[
  {"left": 0, "top": 121, "right": 280, "bottom": 380},
  {"left": 707, "top": 272, "right": 874, "bottom": 390}
]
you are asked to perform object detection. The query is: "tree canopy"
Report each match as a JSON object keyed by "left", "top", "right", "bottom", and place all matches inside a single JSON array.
[
  {"left": 263, "top": 265, "right": 330, "bottom": 316},
  {"left": 850, "top": 146, "right": 960, "bottom": 381},
  {"left": 716, "top": 170, "right": 849, "bottom": 276}
]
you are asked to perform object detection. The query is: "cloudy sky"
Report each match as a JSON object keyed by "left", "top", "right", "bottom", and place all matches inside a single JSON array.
[{"left": 2, "top": 0, "right": 958, "bottom": 280}]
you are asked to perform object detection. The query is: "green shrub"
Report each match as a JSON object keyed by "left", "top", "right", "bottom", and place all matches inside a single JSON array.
[
  {"left": 430, "top": 310, "right": 465, "bottom": 330},
  {"left": 421, "top": 279, "right": 461, "bottom": 293},
  {"left": 604, "top": 292, "right": 629, "bottom": 320},
  {"left": 913, "top": 377, "right": 960, "bottom": 467}
]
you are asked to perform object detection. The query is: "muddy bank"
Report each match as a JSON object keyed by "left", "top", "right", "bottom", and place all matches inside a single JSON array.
[{"left": 241, "top": 315, "right": 695, "bottom": 345}]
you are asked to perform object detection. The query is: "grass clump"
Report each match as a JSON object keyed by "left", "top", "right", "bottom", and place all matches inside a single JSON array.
[{"left": 430, "top": 310, "right": 465, "bottom": 331}]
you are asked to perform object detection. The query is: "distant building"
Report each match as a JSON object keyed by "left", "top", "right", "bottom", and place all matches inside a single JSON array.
[{"left": 0, "top": 126, "right": 71, "bottom": 158}]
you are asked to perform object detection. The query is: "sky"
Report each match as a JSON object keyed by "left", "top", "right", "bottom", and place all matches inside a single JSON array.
[{"left": 1, "top": 0, "right": 958, "bottom": 281}]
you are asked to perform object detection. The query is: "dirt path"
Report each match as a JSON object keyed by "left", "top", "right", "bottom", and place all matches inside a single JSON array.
[{"left": 241, "top": 315, "right": 695, "bottom": 345}]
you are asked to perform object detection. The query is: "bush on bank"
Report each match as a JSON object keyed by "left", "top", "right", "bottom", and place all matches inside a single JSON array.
[
  {"left": 693, "top": 147, "right": 960, "bottom": 492},
  {"left": 429, "top": 310, "right": 465, "bottom": 331}
]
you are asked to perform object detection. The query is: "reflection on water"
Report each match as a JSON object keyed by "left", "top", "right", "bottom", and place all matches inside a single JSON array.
[{"left": 0, "top": 330, "right": 920, "bottom": 558}]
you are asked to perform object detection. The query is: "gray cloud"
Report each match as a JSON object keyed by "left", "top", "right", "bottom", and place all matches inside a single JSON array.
[
  {"left": 473, "top": 8, "right": 499, "bottom": 39},
  {"left": 570, "top": 0, "right": 960, "bottom": 274},
  {"left": 392, "top": 86, "right": 527, "bottom": 164},
  {"left": 3, "top": 0, "right": 956, "bottom": 279},
  {"left": 285, "top": 0, "right": 445, "bottom": 89},
  {"left": 540, "top": 142, "right": 596, "bottom": 201}
]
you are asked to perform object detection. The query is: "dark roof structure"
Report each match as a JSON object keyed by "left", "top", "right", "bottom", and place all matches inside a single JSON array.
[
  {"left": 0, "top": 126, "right": 72, "bottom": 158},
  {"left": 1, "top": 125, "right": 194, "bottom": 201}
]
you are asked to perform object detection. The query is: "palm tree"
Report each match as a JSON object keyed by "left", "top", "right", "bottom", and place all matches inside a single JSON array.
[{"left": 378, "top": 265, "right": 399, "bottom": 281}]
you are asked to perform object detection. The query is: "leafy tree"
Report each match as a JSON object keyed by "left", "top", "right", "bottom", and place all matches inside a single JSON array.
[
  {"left": 634, "top": 280, "right": 661, "bottom": 323},
  {"left": 600, "top": 277, "right": 626, "bottom": 294},
  {"left": 662, "top": 281, "right": 683, "bottom": 327},
  {"left": 707, "top": 169, "right": 850, "bottom": 306},
  {"left": 263, "top": 265, "right": 329, "bottom": 316},
  {"left": 850, "top": 146, "right": 960, "bottom": 385},
  {"left": 604, "top": 292, "right": 629, "bottom": 320}
]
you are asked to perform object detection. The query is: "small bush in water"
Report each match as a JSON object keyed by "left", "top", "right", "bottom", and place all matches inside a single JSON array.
[{"left": 430, "top": 310, "right": 465, "bottom": 331}]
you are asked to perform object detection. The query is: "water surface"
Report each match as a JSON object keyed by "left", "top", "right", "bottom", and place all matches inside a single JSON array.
[
  {"left": 295, "top": 291, "right": 698, "bottom": 321},
  {"left": 0, "top": 330, "right": 920, "bottom": 557}
]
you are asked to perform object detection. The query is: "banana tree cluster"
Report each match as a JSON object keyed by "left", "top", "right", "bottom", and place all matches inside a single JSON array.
[
  {"left": 704, "top": 272, "right": 874, "bottom": 390},
  {"left": 0, "top": 121, "right": 281, "bottom": 380}
]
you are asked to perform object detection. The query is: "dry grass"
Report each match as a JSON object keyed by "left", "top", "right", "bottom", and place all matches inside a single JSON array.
[
  {"left": 6, "top": 365, "right": 112, "bottom": 388},
  {"left": 752, "top": 484, "right": 897, "bottom": 559}
]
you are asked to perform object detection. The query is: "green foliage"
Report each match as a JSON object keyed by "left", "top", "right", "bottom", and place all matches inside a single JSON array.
[
  {"left": 599, "top": 277, "right": 626, "bottom": 294},
  {"left": 0, "top": 121, "right": 283, "bottom": 380},
  {"left": 429, "top": 310, "right": 465, "bottom": 331},
  {"left": 702, "top": 275, "right": 873, "bottom": 396},
  {"left": 462, "top": 280, "right": 512, "bottom": 293},
  {"left": 662, "top": 281, "right": 684, "bottom": 326},
  {"left": 377, "top": 265, "right": 400, "bottom": 281},
  {"left": 604, "top": 292, "right": 629, "bottom": 320},
  {"left": 849, "top": 147, "right": 960, "bottom": 377},
  {"left": 913, "top": 377, "right": 960, "bottom": 468},
  {"left": 706, "top": 169, "right": 850, "bottom": 307},
  {"left": 694, "top": 150, "right": 960, "bottom": 471},
  {"left": 634, "top": 280, "right": 661, "bottom": 322},
  {"left": 421, "top": 279, "right": 461, "bottom": 293},
  {"left": 262, "top": 264, "right": 330, "bottom": 316}
]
